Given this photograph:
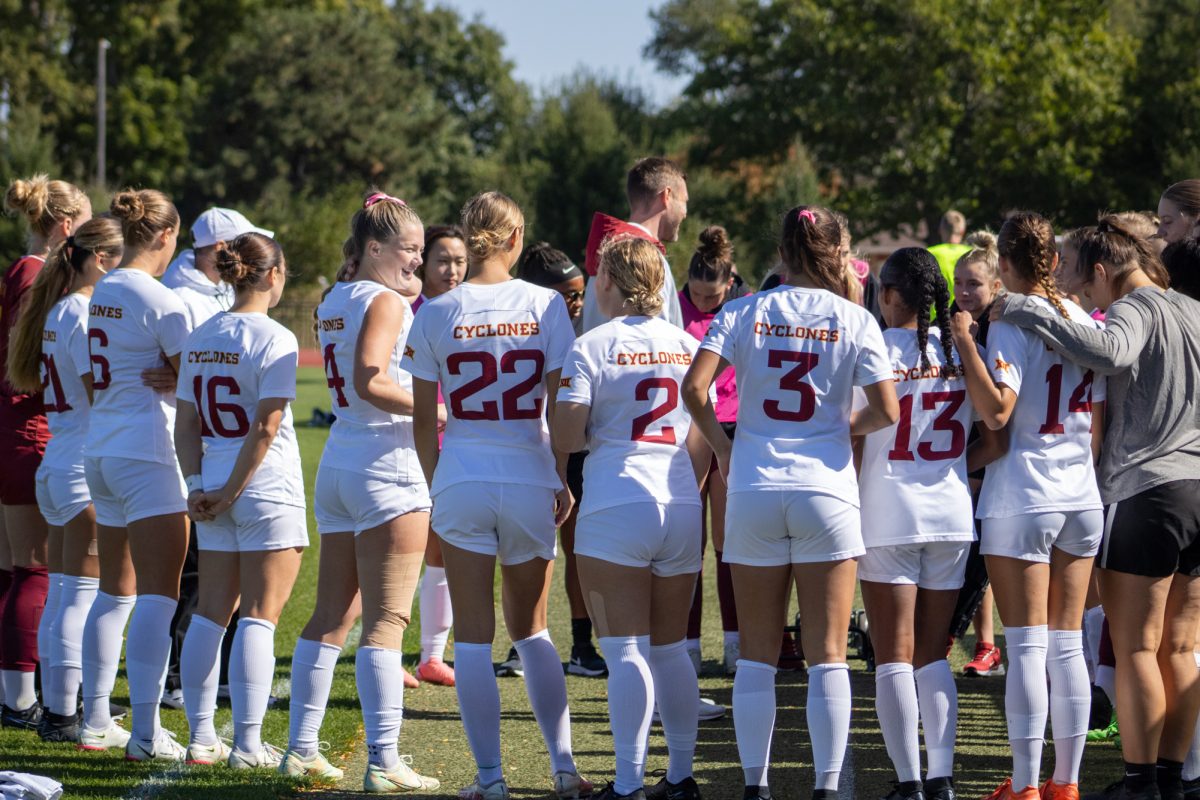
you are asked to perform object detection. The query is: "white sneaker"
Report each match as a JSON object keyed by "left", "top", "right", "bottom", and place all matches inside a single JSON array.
[
  {"left": 279, "top": 745, "right": 345, "bottom": 781},
  {"left": 77, "top": 721, "right": 131, "bottom": 751},
  {"left": 159, "top": 687, "right": 185, "bottom": 710},
  {"left": 229, "top": 741, "right": 285, "bottom": 769},
  {"left": 459, "top": 775, "right": 509, "bottom": 800},
  {"left": 125, "top": 729, "right": 186, "bottom": 762},
  {"left": 651, "top": 696, "right": 727, "bottom": 724},
  {"left": 553, "top": 770, "right": 593, "bottom": 800},
  {"left": 724, "top": 639, "right": 740, "bottom": 675},
  {"left": 186, "top": 738, "right": 232, "bottom": 765},
  {"left": 365, "top": 755, "right": 441, "bottom": 793}
]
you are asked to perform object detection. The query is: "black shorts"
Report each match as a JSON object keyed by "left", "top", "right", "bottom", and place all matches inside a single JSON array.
[
  {"left": 719, "top": 421, "right": 737, "bottom": 440},
  {"left": 1099, "top": 479, "right": 1200, "bottom": 578},
  {"left": 566, "top": 450, "right": 587, "bottom": 503}
]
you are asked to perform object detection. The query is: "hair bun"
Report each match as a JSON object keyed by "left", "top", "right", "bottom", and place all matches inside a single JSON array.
[
  {"left": 965, "top": 229, "right": 997, "bottom": 252},
  {"left": 697, "top": 225, "right": 732, "bottom": 261},
  {"left": 4, "top": 175, "right": 50, "bottom": 221},
  {"left": 215, "top": 248, "right": 249, "bottom": 284},
  {"left": 110, "top": 190, "right": 147, "bottom": 223}
]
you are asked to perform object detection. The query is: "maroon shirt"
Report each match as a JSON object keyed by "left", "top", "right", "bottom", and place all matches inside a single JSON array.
[{"left": 0, "top": 255, "right": 51, "bottom": 443}]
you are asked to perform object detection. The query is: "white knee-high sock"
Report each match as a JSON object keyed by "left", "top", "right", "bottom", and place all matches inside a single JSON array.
[
  {"left": 37, "top": 574, "right": 63, "bottom": 704},
  {"left": 50, "top": 575, "right": 98, "bottom": 716},
  {"left": 1004, "top": 625, "right": 1048, "bottom": 790},
  {"left": 81, "top": 592, "right": 134, "bottom": 730},
  {"left": 514, "top": 629, "right": 575, "bottom": 775},
  {"left": 1185, "top": 652, "right": 1200, "bottom": 781},
  {"left": 0, "top": 671, "right": 36, "bottom": 711},
  {"left": 649, "top": 640, "right": 699, "bottom": 784},
  {"left": 230, "top": 617, "right": 275, "bottom": 754},
  {"left": 454, "top": 642, "right": 504, "bottom": 784},
  {"left": 875, "top": 662, "right": 921, "bottom": 783},
  {"left": 733, "top": 659, "right": 776, "bottom": 788},
  {"left": 288, "top": 638, "right": 341, "bottom": 757},
  {"left": 808, "top": 662, "right": 851, "bottom": 791},
  {"left": 599, "top": 636, "right": 653, "bottom": 795},
  {"left": 181, "top": 615, "right": 226, "bottom": 746},
  {"left": 915, "top": 659, "right": 958, "bottom": 780},
  {"left": 1048, "top": 630, "right": 1090, "bottom": 785},
  {"left": 357, "top": 646, "right": 405, "bottom": 769},
  {"left": 419, "top": 567, "right": 452, "bottom": 664},
  {"left": 126, "top": 593, "right": 177, "bottom": 743}
]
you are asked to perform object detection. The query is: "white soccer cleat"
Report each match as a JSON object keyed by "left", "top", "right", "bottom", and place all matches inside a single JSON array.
[
  {"left": 124, "top": 729, "right": 186, "bottom": 762},
  {"left": 77, "top": 721, "right": 131, "bottom": 751},
  {"left": 554, "top": 770, "right": 594, "bottom": 800},
  {"left": 278, "top": 746, "right": 345, "bottom": 781},
  {"left": 458, "top": 775, "right": 508, "bottom": 800},
  {"left": 651, "top": 695, "right": 726, "bottom": 724},
  {"left": 186, "top": 737, "right": 232, "bottom": 765},
  {"left": 228, "top": 741, "right": 285, "bottom": 769},
  {"left": 365, "top": 755, "right": 441, "bottom": 793}
]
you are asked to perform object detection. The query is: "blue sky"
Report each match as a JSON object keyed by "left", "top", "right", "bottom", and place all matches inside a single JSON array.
[{"left": 434, "top": 0, "right": 689, "bottom": 105}]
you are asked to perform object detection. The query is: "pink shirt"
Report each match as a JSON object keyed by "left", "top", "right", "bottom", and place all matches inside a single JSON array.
[{"left": 680, "top": 289, "right": 738, "bottom": 423}]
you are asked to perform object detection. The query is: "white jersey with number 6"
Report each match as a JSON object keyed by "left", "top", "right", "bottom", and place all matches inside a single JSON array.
[
  {"left": 40, "top": 292, "right": 92, "bottom": 473},
  {"left": 86, "top": 269, "right": 192, "bottom": 465},
  {"left": 858, "top": 327, "right": 975, "bottom": 546},
  {"left": 558, "top": 315, "right": 701, "bottom": 515},
  {"left": 176, "top": 312, "right": 303, "bottom": 506},
  {"left": 315, "top": 280, "right": 420, "bottom": 483},
  {"left": 978, "top": 295, "right": 1104, "bottom": 518},
  {"left": 402, "top": 279, "right": 575, "bottom": 495},
  {"left": 700, "top": 284, "right": 892, "bottom": 504}
]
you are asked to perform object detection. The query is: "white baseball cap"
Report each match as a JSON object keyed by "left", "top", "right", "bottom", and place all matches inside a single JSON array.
[{"left": 191, "top": 207, "right": 274, "bottom": 249}]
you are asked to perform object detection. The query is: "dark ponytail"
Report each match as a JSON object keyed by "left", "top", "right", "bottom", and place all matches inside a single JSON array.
[
  {"left": 779, "top": 205, "right": 847, "bottom": 297},
  {"left": 880, "top": 247, "right": 959, "bottom": 377}
]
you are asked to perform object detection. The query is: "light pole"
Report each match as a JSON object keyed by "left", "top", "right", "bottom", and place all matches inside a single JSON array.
[{"left": 96, "top": 38, "right": 110, "bottom": 188}]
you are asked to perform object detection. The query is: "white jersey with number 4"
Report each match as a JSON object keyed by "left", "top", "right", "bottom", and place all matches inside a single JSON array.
[
  {"left": 40, "top": 292, "right": 92, "bottom": 473},
  {"left": 176, "top": 312, "right": 303, "bottom": 506},
  {"left": 402, "top": 279, "right": 575, "bottom": 495},
  {"left": 858, "top": 327, "right": 975, "bottom": 547},
  {"left": 700, "top": 284, "right": 892, "bottom": 504},
  {"left": 86, "top": 269, "right": 192, "bottom": 465},
  {"left": 558, "top": 315, "right": 700, "bottom": 515},
  {"left": 978, "top": 296, "right": 1104, "bottom": 518},
  {"left": 316, "top": 280, "right": 420, "bottom": 483}
]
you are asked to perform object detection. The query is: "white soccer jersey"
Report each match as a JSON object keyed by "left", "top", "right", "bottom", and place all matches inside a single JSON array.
[
  {"left": 40, "top": 292, "right": 92, "bottom": 473},
  {"left": 977, "top": 296, "right": 1105, "bottom": 518},
  {"left": 176, "top": 312, "right": 303, "bottom": 506},
  {"left": 858, "top": 327, "right": 976, "bottom": 546},
  {"left": 700, "top": 284, "right": 892, "bottom": 503},
  {"left": 316, "top": 280, "right": 421, "bottom": 483},
  {"left": 86, "top": 269, "right": 193, "bottom": 465},
  {"left": 402, "top": 279, "right": 575, "bottom": 495},
  {"left": 558, "top": 315, "right": 701, "bottom": 515}
]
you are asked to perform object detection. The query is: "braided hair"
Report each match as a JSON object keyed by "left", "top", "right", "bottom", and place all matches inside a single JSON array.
[
  {"left": 998, "top": 212, "right": 1069, "bottom": 319},
  {"left": 880, "top": 247, "right": 959, "bottom": 377}
]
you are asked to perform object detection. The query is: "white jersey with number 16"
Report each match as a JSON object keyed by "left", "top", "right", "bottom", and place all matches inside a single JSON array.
[{"left": 700, "top": 284, "right": 892, "bottom": 503}]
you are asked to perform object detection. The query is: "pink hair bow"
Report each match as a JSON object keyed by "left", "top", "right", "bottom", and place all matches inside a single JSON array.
[
  {"left": 364, "top": 192, "right": 406, "bottom": 209},
  {"left": 797, "top": 209, "right": 816, "bottom": 224}
]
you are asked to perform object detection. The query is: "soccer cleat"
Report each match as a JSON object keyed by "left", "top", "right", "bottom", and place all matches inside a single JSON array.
[
  {"left": 884, "top": 781, "right": 927, "bottom": 800},
  {"left": 229, "top": 741, "right": 285, "bottom": 769},
  {"left": 1040, "top": 781, "right": 1080, "bottom": 800},
  {"left": 77, "top": 720, "right": 131, "bottom": 751},
  {"left": 125, "top": 729, "right": 187, "bottom": 762},
  {"left": 1081, "top": 781, "right": 1161, "bottom": 800},
  {"left": 160, "top": 686, "right": 185, "bottom": 710},
  {"left": 495, "top": 647, "right": 523, "bottom": 677},
  {"left": 1089, "top": 684, "right": 1114, "bottom": 731},
  {"left": 416, "top": 658, "right": 456, "bottom": 686},
  {"left": 652, "top": 695, "right": 726, "bottom": 724},
  {"left": 591, "top": 783, "right": 646, "bottom": 800},
  {"left": 364, "top": 755, "right": 441, "bottom": 793},
  {"left": 724, "top": 639, "right": 740, "bottom": 675},
  {"left": 649, "top": 776, "right": 701, "bottom": 800},
  {"left": 37, "top": 709, "right": 80, "bottom": 743},
  {"left": 925, "top": 777, "right": 957, "bottom": 800},
  {"left": 1, "top": 701, "right": 44, "bottom": 730},
  {"left": 186, "top": 737, "right": 232, "bottom": 765},
  {"left": 554, "top": 771, "right": 594, "bottom": 799},
  {"left": 1184, "top": 779, "right": 1200, "bottom": 800},
  {"left": 964, "top": 642, "right": 1005, "bottom": 676},
  {"left": 568, "top": 642, "right": 608, "bottom": 677},
  {"left": 108, "top": 701, "right": 129, "bottom": 720},
  {"left": 743, "top": 787, "right": 774, "bottom": 800},
  {"left": 459, "top": 776, "right": 510, "bottom": 800},
  {"left": 279, "top": 745, "right": 345, "bottom": 781},
  {"left": 402, "top": 667, "right": 420, "bottom": 689},
  {"left": 981, "top": 779, "right": 1040, "bottom": 800},
  {"left": 1086, "top": 709, "right": 1120, "bottom": 742}
]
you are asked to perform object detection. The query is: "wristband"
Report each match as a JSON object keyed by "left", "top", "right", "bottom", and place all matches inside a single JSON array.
[{"left": 185, "top": 474, "right": 203, "bottom": 494}]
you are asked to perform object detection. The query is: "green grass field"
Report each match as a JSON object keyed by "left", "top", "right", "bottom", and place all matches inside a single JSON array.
[{"left": 0, "top": 366, "right": 1125, "bottom": 799}]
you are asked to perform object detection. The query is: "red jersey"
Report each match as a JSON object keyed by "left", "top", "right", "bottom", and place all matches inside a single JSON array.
[{"left": 0, "top": 255, "right": 51, "bottom": 443}]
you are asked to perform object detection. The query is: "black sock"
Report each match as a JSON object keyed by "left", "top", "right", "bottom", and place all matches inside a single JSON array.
[
  {"left": 1126, "top": 762, "right": 1158, "bottom": 790},
  {"left": 571, "top": 617, "right": 592, "bottom": 647},
  {"left": 1158, "top": 758, "right": 1184, "bottom": 787}
]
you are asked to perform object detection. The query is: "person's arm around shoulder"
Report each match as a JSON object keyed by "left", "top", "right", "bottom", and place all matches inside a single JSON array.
[{"left": 951, "top": 311, "right": 1016, "bottom": 430}]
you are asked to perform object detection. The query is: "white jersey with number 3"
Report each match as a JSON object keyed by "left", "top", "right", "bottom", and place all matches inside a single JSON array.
[
  {"left": 558, "top": 315, "right": 700, "bottom": 515},
  {"left": 40, "top": 292, "right": 92, "bottom": 473},
  {"left": 316, "top": 280, "right": 419, "bottom": 483},
  {"left": 978, "top": 296, "right": 1104, "bottom": 518},
  {"left": 176, "top": 312, "right": 303, "bottom": 506},
  {"left": 402, "top": 279, "right": 575, "bottom": 495},
  {"left": 700, "top": 284, "right": 892, "bottom": 503},
  {"left": 858, "top": 327, "right": 975, "bottom": 547}
]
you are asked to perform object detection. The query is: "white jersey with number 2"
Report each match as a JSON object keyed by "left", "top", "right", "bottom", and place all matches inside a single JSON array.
[
  {"left": 40, "top": 292, "right": 92, "bottom": 473},
  {"left": 558, "top": 315, "right": 701, "bottom": 516},
  {"left": 402, "top": 279, "right": 575, "bottom": 496},
  {"left": 858, "top": 327, "right": 976, "bottom": 547},
  {"left": 700, "top": 284, "right": 892, "bottom": 504}
]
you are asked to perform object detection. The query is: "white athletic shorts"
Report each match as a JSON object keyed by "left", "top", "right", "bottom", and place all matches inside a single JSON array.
[
  {"left": 314, "top": 465, "right": 430, "bottom": 535},
  {"left": 724, "top": 490, "right": 865, "bottom": 567},
  {"left": 84, "top": 456, "right": 186, "bottom": 528},
  {"left": 35, "top": 466, "right": 91, "bottom": 527},
  {"left": 858, "top": 541, "right": 972, "bottom": 590},
  {"left": 575, "top": 501, "right": 703, "bottom": 577},
  {"left": 197, "top": 496, "right": 309, "bottom": 553},
  {"left": 980, "top": 509, "right": 1104, "bottom": 563},
  {"left": 433, "top": 481, "right": 557, "bottom": 566}
]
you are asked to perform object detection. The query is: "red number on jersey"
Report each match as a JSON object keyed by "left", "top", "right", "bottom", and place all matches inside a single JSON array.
[
  {"left": 448, "top": 349, "right": 545, "bottom": 421},
  {"left": 448, "top": 352, "right": 500, "bottom": 420},
  {"left": 40, "top": 353, "right": 73, "bottom": 413},
  {"left": 630, "top": 377, "right": 678, "bottom": 444},
  {"left": 88, "top": 328, "right": 112, "bottom": 390},
  {"left": 323, "top": 344, "right": 349, "bottom": 408},
  {"left": 762, "top": 349, "right": 819, "bottom": 422},
  {"left": 888, "top": 390, "right": 968, "bottom": 462},
  {"left": 192, "top": 375, "right": 251, "bottom": 438},
  {"left": 1038, "top": 364, "right": 1094, "bottom": 435},
  {"left": 500, "top": 350, "right": 546, "bottom": 420}
]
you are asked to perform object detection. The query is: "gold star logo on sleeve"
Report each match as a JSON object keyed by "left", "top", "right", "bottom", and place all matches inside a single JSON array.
[{"left": 994, "top": 357, "right": 1012, "bottom": 373}]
